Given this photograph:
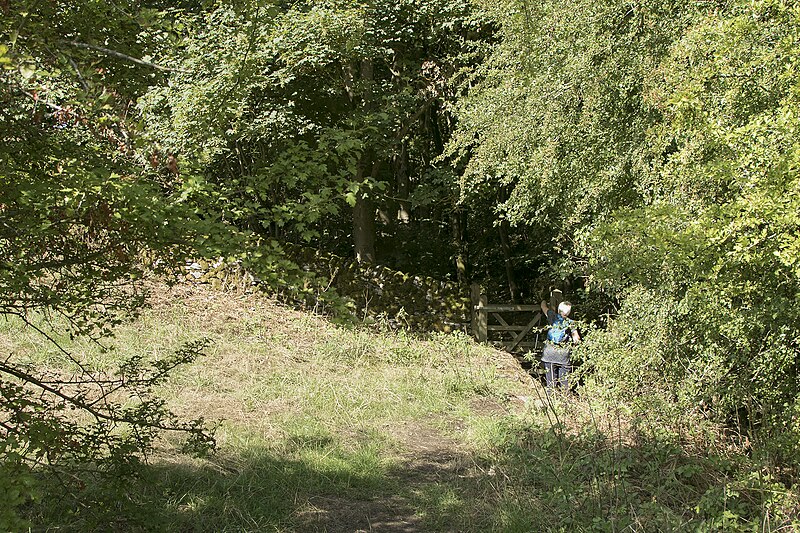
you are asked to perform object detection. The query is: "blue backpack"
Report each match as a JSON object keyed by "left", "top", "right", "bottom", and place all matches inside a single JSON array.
[{"left": 547, "top": 314, "right": 571, "bottom": 344}]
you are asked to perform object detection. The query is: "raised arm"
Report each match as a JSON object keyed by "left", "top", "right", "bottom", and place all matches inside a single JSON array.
[{"left": 540, "top": 300, "right": 549, "bottom": 315}]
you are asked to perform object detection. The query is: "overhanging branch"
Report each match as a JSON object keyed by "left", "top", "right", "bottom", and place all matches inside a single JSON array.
[
  {"left": 0, "top": 359, "right": 206, "bottom": 435},
  {"left": 59, "top": 40, "right": 191, "bottom": 74}
]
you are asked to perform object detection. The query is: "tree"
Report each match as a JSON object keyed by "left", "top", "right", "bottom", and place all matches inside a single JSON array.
[
  {"left": 138, "top": 0, "right": 493, "bottom": 276},
  {"left": 1, "top": 2, "right": 230, "bottom": 526},
  {"left": 583, "top": 0, "right": 800, "bottom": 462},
  {"left": 449, "top": 0, "right": 800, "bottom": 462},
  {"left": 449, "top": 0, "right": 689, "bottom": 255}
]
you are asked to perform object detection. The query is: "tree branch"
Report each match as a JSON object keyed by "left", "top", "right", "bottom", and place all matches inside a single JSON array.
[
  {"left": 0, "top": 360, "right": 205, "bottom": 435},
  {"left": 393, "top": 97, "right": 436, "bottom": 146},
  {"left": 17, "top": 88, "right": 63, "bottom": 111},
  {"left": 12, "top": 311, "right": 93, "bottom": 376},
  {"left": 59, "top": 40, "right": 191, "bottom": 74}
]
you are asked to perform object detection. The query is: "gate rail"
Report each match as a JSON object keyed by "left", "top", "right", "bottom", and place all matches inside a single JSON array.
[{"left": 470, "top": 284, "right": 563, "bottom": 353}]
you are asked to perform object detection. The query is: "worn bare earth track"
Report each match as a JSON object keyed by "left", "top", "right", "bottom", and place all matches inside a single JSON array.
[
  {"left": 291, "top": 369, "right": 535, "bottom": 532},
  {"left": 295, "top": 411, "right": 524, "bottom": 533}
]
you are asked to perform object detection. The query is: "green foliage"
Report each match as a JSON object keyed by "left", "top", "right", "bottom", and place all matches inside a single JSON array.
[
  {"left": 483, "top": 413, "right": 800, "bottom": 532},
  {"left": 0, "top": 2, "right": 238, "bottom": 526},
  {"left": 138, "top": 0, "right": 492, "bottom": 270},
  {"left": 0, "top": 336, "right": 216, "bottom": 530},
  {"left": 452, "top": 0, "right": 800, "bottom": 474},
  {"left": 0, "top": 454, "right": 37, "bottom": 532},
  {"left": 577, "top": 288, "right": 688, "bottom": 421},
  {"left": 448, "top": 0, "right": 685, "bottom": 245},
  {"left": 3, "top": 0, "right": 800, "bottom": 524},
  {"left": 582, "top": 0, "right": 800, "bottom": 464}
]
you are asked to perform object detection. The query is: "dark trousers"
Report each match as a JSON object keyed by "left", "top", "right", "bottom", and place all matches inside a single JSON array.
[
  {"left": 543, "top": 361, "right": 570, "bottom": 390},
  {"left": 542, "top": 343, "right": 571, "bottom": 390}
]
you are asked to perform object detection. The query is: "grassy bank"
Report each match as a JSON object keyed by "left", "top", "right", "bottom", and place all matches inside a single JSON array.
[{"left": 4, "top": 284, "right": 798, "bottom": 531}]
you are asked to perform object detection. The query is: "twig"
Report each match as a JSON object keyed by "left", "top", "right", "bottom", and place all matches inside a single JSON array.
[
  {"left": 0, "top": 360, "right": 201, "bottom": 434},
  {"left": 59, "top": 40, "right": 191, "bottom": 74},
  {"left": 12, "top": 311, "right": 92, "bottom": 377},
  {"left": 68, "top": 56, "right": 90, "bottom": 91},
  {"left": 18, "top": 88, "right": 63, "bottom": 111}
]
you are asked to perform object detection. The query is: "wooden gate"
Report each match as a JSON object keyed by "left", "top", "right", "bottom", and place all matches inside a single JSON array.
[{"left": 470, "top": 284, "right": 563, "bottom": 353}]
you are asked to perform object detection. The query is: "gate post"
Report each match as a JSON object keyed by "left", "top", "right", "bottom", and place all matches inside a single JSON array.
[{"left": 471, "top": 283, "right": 488, "bottom": 343}]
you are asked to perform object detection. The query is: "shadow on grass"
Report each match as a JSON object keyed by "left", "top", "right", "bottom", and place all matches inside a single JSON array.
[
  {"left": 23, "top": 416, "right": 797, "bottom": 532},
  {"left": 455, "top": 417, "right": 798, "bottom": 532}
]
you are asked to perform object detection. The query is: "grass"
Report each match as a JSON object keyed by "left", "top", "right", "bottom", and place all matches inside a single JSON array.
[{"left": 4, "top": 283, "right": 799, "bottom": 532}]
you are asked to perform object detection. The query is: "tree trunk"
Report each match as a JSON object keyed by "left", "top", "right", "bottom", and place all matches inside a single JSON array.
[
  {"left": 353, "top": 191, "right": 376, "bottom": 263},
  {"left": 351, "top": 59, "right": 377, "bottom": 264},
  {"left": 427, "top": 102, "right": 444, "bottom": 154},
  {"left": 498, "top": 219, "right": 519, "bottom": 302},
  {"left": 451, "top": 207, "right": 468, "bottom": 285},
  {"left": 395, "top": 141, "right": 411, "bottom": 224}
]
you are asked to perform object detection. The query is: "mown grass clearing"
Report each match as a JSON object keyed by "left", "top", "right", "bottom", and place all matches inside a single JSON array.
[
  {"left": 5, "top": 283, "right": 798, "bottom": 532},
  {"left": 7, "top": 283, "right": 533, "bottom": 531}
]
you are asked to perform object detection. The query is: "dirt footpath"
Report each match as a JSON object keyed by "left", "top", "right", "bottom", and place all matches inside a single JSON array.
[{"left": 294, "top": 351, "right": 538, "bottom": 533}]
